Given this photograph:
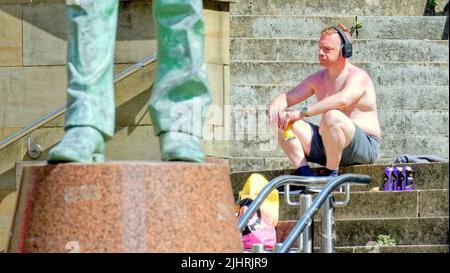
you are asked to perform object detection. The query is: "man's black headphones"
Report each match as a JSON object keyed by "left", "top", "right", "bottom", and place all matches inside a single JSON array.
[{"left": 332, "top": 26, "right": 353, "bottom": 58}]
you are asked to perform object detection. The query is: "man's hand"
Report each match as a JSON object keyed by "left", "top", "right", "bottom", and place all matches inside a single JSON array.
[
  {"left": 269, "top": 98, "right": 287, "bottom": 129},
  {"left": 280, "top": 111, "right": 304, "bottom": 130}
]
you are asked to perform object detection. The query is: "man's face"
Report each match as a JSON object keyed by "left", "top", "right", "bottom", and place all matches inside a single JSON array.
[{"left": 318, "top": 33, "right": 342, "bottom": 67}]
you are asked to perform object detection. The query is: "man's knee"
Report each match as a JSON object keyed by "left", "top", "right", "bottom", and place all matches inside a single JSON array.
[
  {"left": 319, "top": 110, "right": 353, "bottom": 135},
  {"left": 322, "top": 110, "right": 347, "bottom": 126}
]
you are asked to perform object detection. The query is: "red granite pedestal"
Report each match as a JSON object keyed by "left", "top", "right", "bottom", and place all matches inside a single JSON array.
[{"left": 8, "top": 159, "right": 243, "bottom": 253}]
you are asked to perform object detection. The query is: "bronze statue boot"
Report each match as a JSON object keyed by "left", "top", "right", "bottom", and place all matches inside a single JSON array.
[
  {"left": 159, "top": 131, "right": 204, "bottom": 162},
  {"left": 47, "top": 126, "right": 105, "bottom": 163}
]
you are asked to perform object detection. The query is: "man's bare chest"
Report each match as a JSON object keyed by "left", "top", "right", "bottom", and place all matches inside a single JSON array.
[{"left": 314, "top": 75, "right": 347, "bottom": 99}]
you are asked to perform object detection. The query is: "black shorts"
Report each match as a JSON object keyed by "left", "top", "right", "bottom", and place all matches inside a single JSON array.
[{"left": 305, "top": 122, "right": 380, "bottom": 167}]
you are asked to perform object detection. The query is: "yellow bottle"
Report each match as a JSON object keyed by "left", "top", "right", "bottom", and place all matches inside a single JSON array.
[{"left": 283, "top": 123, "right": 297, "bottom": 142}]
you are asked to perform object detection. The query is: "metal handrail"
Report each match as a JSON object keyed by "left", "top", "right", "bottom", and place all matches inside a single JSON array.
[
  {"left": 0, "top": 53, "right": 157, "bottom": 151},
  {"left": 238, "top": 175, "right": 332, "bottom": 231},
  {"left": 277, "top": 174, "right": 370, "bottom": 253}
]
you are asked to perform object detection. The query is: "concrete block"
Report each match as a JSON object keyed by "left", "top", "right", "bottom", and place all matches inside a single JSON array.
[
  {"left": 376, "top": 85, "right": 449, "bottom": 111},
  {"left": 342, "top": 163, "right": 450, "bottom": 191},
  {"left": 357, "top": 16, "right": 448, "bottom": 40},
  {"left": 230, "top": 61, "right": 318, "bottom": 86},
  {"left": 231, "top": 38, "right": 280, "bottom": 61},
  {"left": 229, "top": 157, "right": 265, "bottom": 173},
  {"left": 332, "top": 217, "right": 449, "bottom": 246},
  {"left": 404, "top": 135, "right": 449, "bottom": 158},
  {"left": 279, "top": 190, "right": 420, "bottom": 220},
  {"left": 347, "top": 245, "right": 449, "bottom": 253},
  {"left": 230, "top": 0, "right": 252, "bottom": 15},
  {"left": 105, "top": 125, "right": 161, "bottom": 161},
  {"left": 230, "top": 162, "right": 449, "bottom": 193},
  {"left": 0, "top": 5, "right": 22, "bottom": 66},
  {"left": 405, "top": 111, "right": 449, "bottom": 135},
  {"left": 378, "top": 110, "right": 406, "bottom": 134},
  {"left": 230, "top": 16, "right": 355, "bottom": 38},
  {"left": 0, "top": 66, "right": 67, "bottom": 128},
  {"left": 352, "top": 39, "right": 449, "bottom": 63},
  {"left": 231, "top": 38, "right": 449, "bottom": 63},
  {"left": 277, "top": 217, "right": 449, "bottom": 247},
  {"left": 419, "top": 189, "right": 449, "bottom": 217},
  {"left": 231, "top": 62, "right": 449, "bottom": 86},
  {"left": 264, "top": 157, "right": 291, "bottom": 171},
  {"left": 249, "top": 0, "right": 429, "bottom": 16}
]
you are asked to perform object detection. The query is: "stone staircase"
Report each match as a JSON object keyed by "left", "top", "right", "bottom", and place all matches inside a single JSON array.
[
  {"left": 231, "top": 163, "right": 449, "bottom": 253},
  {"left": 0, "top": 0, "right": 448, "bottom": 253},
  {"left": 229, "top": 0, "right": 449, "bottom": 252},
  {"left": 228, "top": 0, "right": 449, "bottom": 172}
]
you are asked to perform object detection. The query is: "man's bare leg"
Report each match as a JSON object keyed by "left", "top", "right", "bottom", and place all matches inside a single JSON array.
[
  {"left": 319, "top": 110, "right": 355, "bottom": 172},
  {"left": 277, "top": 120, "right": 314, "bottom": 168}
]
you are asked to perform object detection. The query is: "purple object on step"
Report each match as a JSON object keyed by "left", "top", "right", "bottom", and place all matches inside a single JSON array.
[
  {"left": 383, "top": 167, "right": 395, "bottom": 191},
  {"left": 402, "top": 166, "right": 415, "bottom": 191},
  {"left": 394, "top": 167, "right": 405, "bottom": 191}
]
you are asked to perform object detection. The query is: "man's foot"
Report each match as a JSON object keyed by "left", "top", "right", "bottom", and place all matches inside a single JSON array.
[
  {"left": 293, "top": 165, "right": 314, "bottom": 176},
  {"left": 318, "top": 168, "right": 343, "bottom": 192},
  {"left": 318, "top": 168, "right": 339, "bottom": 177},
  {"left": 159, "top": 131, "right": 204, "bottom": 162},
  {"left": 278, "top": 165, "right": 315, "bottom": 194},
  {"left": 47, "top": 126, "right": 105, "bottom": 164}
]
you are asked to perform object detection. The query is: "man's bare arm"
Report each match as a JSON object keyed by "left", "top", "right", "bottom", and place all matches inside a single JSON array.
[
  {"left": 305, "top": 73, "right": 367, "bottom": 116},
  {"left": 286, "top": 76, "right": 315, "bottom": 108},
  {"left": 269, "top": 75, "right": 315, "bottom": 127}
]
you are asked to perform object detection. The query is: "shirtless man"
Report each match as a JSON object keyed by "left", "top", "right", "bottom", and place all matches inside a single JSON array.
[{"left": 269, "top": 25, "right": 381, "bottom": 177}]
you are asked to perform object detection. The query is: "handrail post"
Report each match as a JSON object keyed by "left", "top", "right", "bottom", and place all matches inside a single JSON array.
[
  {"left": 320, "top": 195, "right": 336, "bottom": 253},
  {"left": 298, "top": 194, "right": 313, "bottom": 253},
  {"left": 276, "top": 174, "right": 371, "bottom": 253},
  {"left": 238, "top": 175, "right": 330, "bottom": 231}
]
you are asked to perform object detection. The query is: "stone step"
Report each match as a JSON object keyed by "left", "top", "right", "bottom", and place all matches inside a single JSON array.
[
  {"left": 231, "top": 16, "right": 448, "bottom": 40},
  {"left": 229, "top": 84, "right": 450, "bottom": 111},
  {"left": 230, "top": 162, "right": 449, "bottom": 195},
  {"left": 230, "top": 61, "right": 449, "bottom": 86},
  {"left": 226, "top": 131, "right": 449, "bottom": 163},
  {"left": 229, "top": 88, "right": 449, "bottom": 135},
  {"left": 231, "top": 38, "right": 449, "bottom": 63},
  {"left": 357, "top": 16, "right": 449, "bottom": 40},
  {"left": 276, "top": 216, "right": 449, "bottom": 247},
  {"left": 231, "top": 16, "right": 356, "bottom": 39},
  {"left": 229, "top": 156, "right": 450, "bottom": 173},
  {"left": 248, "top": 244, "right": 449, "bottom": 253},
  {"left": 321, "top": 245, "right": 449, "bottom": 253},
  {"left": 231, "top": 0, "right": 448, "bottom": 16},
  {"left": 279, "top": 189, "right": 449, "bottom": 221}
]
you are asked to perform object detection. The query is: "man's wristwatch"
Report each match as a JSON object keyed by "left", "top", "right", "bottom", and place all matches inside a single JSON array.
[{"left": 300, "top": 106, "right": 310, "bottom": 117}]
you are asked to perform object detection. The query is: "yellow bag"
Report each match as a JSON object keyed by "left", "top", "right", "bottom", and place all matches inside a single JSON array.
[{"left": 236, "top": 173, "right": 279, "bottom": 249}]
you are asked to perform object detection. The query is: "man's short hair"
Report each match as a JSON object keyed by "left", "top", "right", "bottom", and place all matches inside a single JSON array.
[{"left": 320, "top": 23, "right": 352, "bottom": 43}]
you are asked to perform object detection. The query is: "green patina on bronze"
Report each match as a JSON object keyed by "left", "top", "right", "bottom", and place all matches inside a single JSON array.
[{"left": 48, "top": 0, "right": 212, "bottom": 163}]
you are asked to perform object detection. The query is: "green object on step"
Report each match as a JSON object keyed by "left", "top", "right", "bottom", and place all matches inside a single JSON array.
[{"left": 47, "top": 0, "right": 211, "bottom": 164}]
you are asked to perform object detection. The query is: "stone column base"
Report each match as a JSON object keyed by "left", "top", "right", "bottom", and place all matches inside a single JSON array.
[{"left": 8, "top": 160, "right": 242, "bottom": 253}]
